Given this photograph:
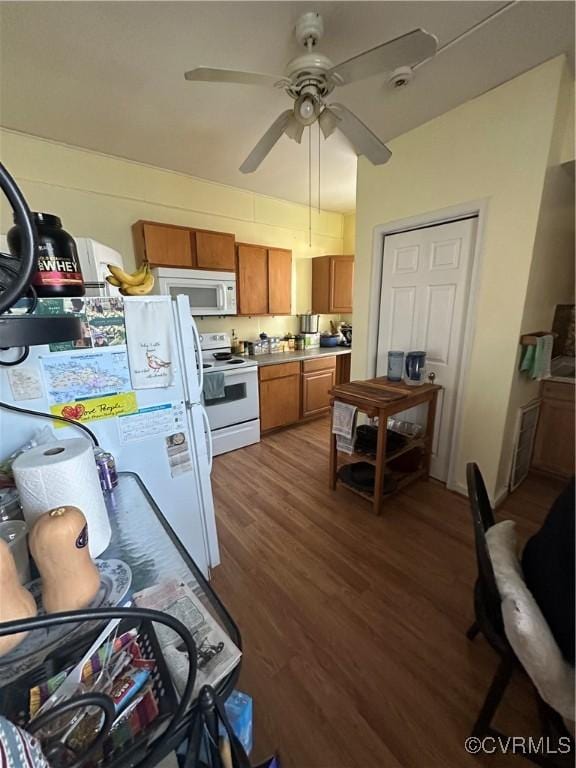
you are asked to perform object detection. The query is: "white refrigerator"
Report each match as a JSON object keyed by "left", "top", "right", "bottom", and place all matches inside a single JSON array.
[{"left": 0, "top": 295, "right": 218, "bottom": 577}]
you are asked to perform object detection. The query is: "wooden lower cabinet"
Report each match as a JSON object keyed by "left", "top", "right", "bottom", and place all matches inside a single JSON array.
[
  {"left": 259, "top": 356, "right": 345, "bottom": 433},
  {"left": 259, "top": 363, "right": 301, "bottom": 432},
  {"left": 532, "top": 381, "right": 575, "bottom": 477},
  {"left": 302, "top": 368, "right": 336, "bottom": 418}
]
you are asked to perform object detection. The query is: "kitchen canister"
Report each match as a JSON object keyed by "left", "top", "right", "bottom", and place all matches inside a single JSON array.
[
  {"left": 12, "top": 439, "right": 111, "bottom": 558},
  {"left": 387, "top": 351, "right": 405, "bottom": 382},
  {"left": 405, "top": 351, "right": 427, "bottom": 385}
]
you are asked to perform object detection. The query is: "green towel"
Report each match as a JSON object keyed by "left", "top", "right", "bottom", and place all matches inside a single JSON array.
[
  {"left": 533, "top": 335, "right": 553, "bottom": 379},
  {"left": 520, "top": 344, "right": 536, "bottom": 374},
  {"left": 520, "top": 335, "right": 554, "bottom": 379}
]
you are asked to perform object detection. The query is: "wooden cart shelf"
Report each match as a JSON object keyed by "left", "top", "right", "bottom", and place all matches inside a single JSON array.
[
  {"left": 337, "top": 468, "right": 427, "bottom": 503},
  {"left": 329, "top": 377, "right": 441, "bottom": 515},
  {"left": 352, "top": 436, "right": 426, "bottom": 465}
]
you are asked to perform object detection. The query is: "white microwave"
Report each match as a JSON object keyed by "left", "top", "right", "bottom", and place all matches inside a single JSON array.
[{"left": 152, "top": 268, "right": 237, "bottom": 316}]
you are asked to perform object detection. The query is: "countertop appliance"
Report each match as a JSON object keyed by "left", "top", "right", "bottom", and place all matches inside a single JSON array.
[
  {"left": 299, "top": 314, "right": 319, "bottom": 334},
  {"left": 0, "top": 295, "right": 218, "bottom": 577},
  {"left": 200, "top": 331, "right": 260, "bottom": 455},
  {"left": 152, "top": 268, "right": 237, "bottom": 316}
]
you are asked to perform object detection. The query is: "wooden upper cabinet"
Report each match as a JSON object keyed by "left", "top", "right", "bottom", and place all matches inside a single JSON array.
[
  {"left": 237, "top": 244, "right": 269, "bottom": 315},
  {"left": 331, "top": 256, "right": 354, "bottom": 312},
  {"left": 194, "top": 230, "right": 236, "bottom": 271},
  {"left": 132, "top": 221, "right": 235, "bottom": 271},
  {"left": 133, "top": 222, "right": 193, "bottom": 268},
  {"left": 268, "top": 248, "right": 292, "bottom": 315},
  {"left": 311, "top": 255, "right": 354, "bottom": 313},
  {"left": 237, "top": 244, "right": 292, "bottom": 315}
]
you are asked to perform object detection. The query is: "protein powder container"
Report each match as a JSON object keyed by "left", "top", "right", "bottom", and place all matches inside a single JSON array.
[{"left": 8, "top": 212, "right": 85, "bottom": 297}]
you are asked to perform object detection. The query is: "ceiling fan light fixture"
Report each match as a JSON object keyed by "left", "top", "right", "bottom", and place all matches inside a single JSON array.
[{"left": 294, "top": 92, "right": 320, "bottom": 126}]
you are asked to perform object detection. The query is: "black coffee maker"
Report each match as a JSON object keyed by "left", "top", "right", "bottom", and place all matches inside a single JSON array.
[{"left": 340, "top": 323, "right": 352, "bottom": 347}]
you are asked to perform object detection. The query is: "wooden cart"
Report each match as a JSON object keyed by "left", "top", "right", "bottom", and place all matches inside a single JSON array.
[{"left": 329, "top": 377, "right": 441, "bottom": 515}]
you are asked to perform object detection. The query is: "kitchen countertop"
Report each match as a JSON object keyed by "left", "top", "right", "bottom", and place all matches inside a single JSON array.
[{"left": 253, "top": 346, "right": 352, "bottom": 367}]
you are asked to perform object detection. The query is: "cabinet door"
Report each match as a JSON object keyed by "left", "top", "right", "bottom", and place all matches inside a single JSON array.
[
  {"left": 302, "top": 368, "right": 336, "bottom": 418},
  {"left": 311, "top": 257, "right": 330, "bottom": 314},
  {"left": 260, "top": 374, "right": 301, "bottom": 431},
  {"left": 330, "top": 256, "right": 354, "bottom": 312},
  {"left": 268, "top": 248, "right": 292, "bottom": 315},
  {"left": 195, "top": 230, "right": 236, "bottom": 271},
  {"left": 532, "top": 397, "right": 575, "bottom": 476},
  {"left": 141, "top": 223, "right": 193, "bottom": 267},
  {"left": 237, "top": 245, "right": 268, "bottom": 315}
]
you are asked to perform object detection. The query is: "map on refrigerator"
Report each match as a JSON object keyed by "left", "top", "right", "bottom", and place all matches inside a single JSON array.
[{"left": 41, "top": 350, "right": 132, "bottom": 404}]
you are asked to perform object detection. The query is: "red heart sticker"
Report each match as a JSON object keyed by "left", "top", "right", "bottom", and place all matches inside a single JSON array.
[{"left": 61, "top": 404, "right": 86, "bottom": 420}]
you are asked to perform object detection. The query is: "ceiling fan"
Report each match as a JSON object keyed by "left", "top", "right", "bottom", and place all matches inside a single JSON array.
[{"left": 184, "top": 12, "right": 438, "bottom": 173}]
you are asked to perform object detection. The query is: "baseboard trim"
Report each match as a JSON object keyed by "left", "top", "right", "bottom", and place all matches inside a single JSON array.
[
  {"left": 448, "top": 480, "right": 509, "bottom": 508},
  {"left": 449, "top": 480, "right": 468, "bottom": 498},
  {"left": 493, "top": 484, "right": 509, "bottom": 508}
]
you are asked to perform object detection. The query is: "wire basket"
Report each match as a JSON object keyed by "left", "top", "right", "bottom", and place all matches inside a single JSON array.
[{"left": 0, "top": 617, "right": 179, "bottom": 767}]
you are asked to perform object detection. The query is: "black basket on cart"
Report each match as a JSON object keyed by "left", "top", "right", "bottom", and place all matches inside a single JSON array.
[{"left": 0, "top": 607, "right": 197, "bottom": 768}]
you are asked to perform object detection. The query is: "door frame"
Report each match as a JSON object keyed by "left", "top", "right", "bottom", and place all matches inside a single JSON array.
[{"left": 365, "top": 199, "right": 489, "bottom": 494}]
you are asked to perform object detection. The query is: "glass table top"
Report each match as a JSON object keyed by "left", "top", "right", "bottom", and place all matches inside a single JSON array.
[{"left": 0, "top": 472, "right": 239, "bottom": 686}]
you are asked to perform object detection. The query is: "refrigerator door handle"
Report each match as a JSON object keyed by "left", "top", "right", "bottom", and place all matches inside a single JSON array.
[
  {"left": 201, "top": 405, "right": 213, "bottom": 473},
  {"left": 191, "top": 316, "right": 204, "bottom": 395}
]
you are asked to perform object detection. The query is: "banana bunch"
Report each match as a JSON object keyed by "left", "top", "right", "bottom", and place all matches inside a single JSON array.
[{"left": 106, "top": 263, "right": 155, "bottom": 296}]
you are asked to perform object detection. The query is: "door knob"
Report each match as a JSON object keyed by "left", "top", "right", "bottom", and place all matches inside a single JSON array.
[{"left": 428, "top": 372, "right": 436, "bottom": 384}]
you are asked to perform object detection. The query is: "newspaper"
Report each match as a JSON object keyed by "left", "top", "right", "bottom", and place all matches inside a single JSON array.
[{"left": 133, "top": 580, "right": 241, "bottom": 699}]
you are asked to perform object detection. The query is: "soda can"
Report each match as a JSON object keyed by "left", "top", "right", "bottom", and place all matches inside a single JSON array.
[{"left": 95, "top": 449, "right": 118, "bottom": 491}]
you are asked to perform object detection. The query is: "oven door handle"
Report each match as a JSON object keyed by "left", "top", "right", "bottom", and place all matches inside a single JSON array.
[
  {"left": 205, "top": 367, "right": 256, "bottom": 379},
  {"left": 201, "top": 405, "right": 213, "bottom": 473}
]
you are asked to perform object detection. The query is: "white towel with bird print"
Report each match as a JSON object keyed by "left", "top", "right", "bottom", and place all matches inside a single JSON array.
[{"left": 124, "top": 297, "right": 174, "bottom": 388}]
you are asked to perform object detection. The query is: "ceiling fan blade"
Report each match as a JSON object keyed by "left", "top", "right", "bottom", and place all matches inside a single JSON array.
[
  {"left": 318, "top": 107, "right": 341, "bottom": 139},
  {"left": 329, "top": 104, "right": 392, "bottom": 165},
  {"left": 328, "top": 29, "right": 437, "bottom": 85},
  {"left": 239, "top": 110, "right": 294, "bottom": 174},
  {"left": 284, "top": 115, "right": 305, "bottom": 144},
  {"left": 184, "top": 67, "right": 283, "bottom": 87}
]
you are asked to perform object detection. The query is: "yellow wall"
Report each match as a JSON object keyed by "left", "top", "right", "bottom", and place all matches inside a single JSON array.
[
  {"left": 353, "top": 57, "right": 569, "bottom": 500},
  {"left": 0, "top": 128, "right": 347, "bottom": 339},
  {"left": 343, "top": 213, "right": 356, "bottom": 254},
  {"left": 499, "top": 65, "right": 575, "bottom": 490}
]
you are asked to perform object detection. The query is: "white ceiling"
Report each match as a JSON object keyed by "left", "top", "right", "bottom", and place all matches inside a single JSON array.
[{"left": 0, "top": 1, "right": 574, "bottom": 212}]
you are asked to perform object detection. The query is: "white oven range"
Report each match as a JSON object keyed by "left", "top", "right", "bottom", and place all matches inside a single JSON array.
[{"left": 200, "top": 332, "right": 260, "bottom": 456}]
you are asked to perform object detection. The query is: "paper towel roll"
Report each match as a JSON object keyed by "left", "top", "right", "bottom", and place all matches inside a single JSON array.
[{"left": 13, "top": 439, "right": 111, "bottom": 558}]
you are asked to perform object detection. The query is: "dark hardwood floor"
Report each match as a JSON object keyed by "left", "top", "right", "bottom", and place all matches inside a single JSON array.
[{"left": 211, "top": 416, "right": 566, "bottom": 768}]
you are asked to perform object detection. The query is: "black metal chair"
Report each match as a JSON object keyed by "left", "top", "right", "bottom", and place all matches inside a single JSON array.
[{"left": 465, "top": 462, "right": 573, "bottom": 766}]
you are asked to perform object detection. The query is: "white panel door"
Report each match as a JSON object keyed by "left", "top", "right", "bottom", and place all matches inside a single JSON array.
[{"left": 377, "top": 218, "right": 477, "bottom": 481}]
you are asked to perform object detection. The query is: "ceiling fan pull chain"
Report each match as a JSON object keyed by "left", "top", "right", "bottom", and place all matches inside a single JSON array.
[
  {"left": 318, "top": 120, "right": 321, "bottom": 214},
  {"left": 308, "top": 124, "right": 312, "bottom": 247}
]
